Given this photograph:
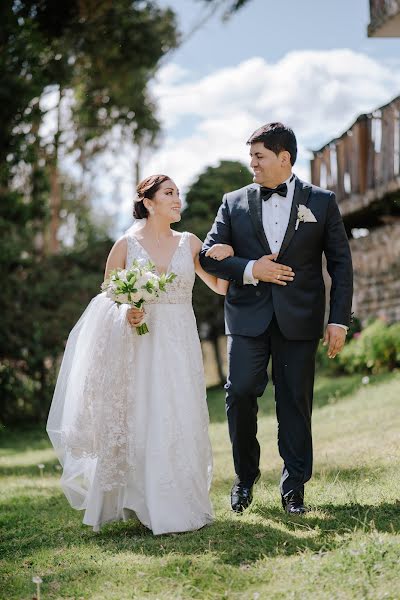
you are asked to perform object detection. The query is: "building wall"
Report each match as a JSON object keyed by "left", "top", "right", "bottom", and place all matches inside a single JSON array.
[{"left": 349, "top": 220, "right": 400, "bottom": 323}]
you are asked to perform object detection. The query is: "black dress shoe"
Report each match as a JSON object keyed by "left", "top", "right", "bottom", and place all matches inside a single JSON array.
[
  {"left": 281, "top": 490, "right": 307, "bottom": 515},
  {"left": 231, "top": 471, "right": 261, "bottom": 513}
]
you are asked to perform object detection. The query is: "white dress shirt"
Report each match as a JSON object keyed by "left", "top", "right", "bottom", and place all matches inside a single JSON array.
[{"left": 242, "top": 174, "right": 348, "bottom": 332}]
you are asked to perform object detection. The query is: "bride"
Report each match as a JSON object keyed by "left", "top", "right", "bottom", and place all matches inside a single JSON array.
[{"left": 47, "top": 174, "right": 233, "bottom": 535}]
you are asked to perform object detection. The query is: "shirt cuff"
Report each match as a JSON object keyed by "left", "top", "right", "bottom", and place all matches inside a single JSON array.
[
  {"left": 243, "top": 260, "right": 259, "bottom": 286},
  {"left": 330, "top": 323, "right": 349, "bottom": 333}
]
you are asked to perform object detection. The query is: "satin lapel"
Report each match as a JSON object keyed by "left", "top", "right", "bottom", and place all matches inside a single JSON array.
[
  {"left": 278, "top": 178, "right": 312, "bottom": 260},
  {"left": 247, "top": 186, "right": 272, "bottom": 254}
]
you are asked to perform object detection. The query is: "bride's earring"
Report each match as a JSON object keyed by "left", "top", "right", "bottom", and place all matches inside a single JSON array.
[{"left": 148, "top": 205, "right": 155, "bottom": 216}]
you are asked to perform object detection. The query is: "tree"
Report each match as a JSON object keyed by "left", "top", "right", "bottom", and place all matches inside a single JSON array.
[
  {"left": 0, "top": 0, "right": 254, "bottom": 422},
  {"left": 0, "top": 235, "right": 113, "bottom": 425},
  {"left": 0, "top": 0, "right": 179, "bottom": 252},
  {"left": 198, "top": 0, "right": 253, "bottom": 19},
  {"left": 0, "top": 163, "right": 114, "bottom": 425},
  {"left": 179, "top": 160, "right": 252, "bottom": 384},
  {"left": 0, "top": 1, "right": 179, "bottom": 423}
]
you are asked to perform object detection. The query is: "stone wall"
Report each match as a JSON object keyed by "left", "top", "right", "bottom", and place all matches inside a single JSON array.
[{"left": 349, "top": 220, "right": 400, "bottom": 323}]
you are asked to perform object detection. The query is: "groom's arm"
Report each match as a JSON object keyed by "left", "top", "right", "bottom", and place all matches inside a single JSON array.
[
  {"left": 323, "top": 192, "right": 353, "bottom": 327},
  {"left": 199, "top": 195, "right": 250, "bottom": 284}
]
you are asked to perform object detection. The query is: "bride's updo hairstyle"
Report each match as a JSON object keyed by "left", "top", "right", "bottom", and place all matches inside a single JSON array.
[{"left": 133, "top": 174, "right": 170, "bottom": 219}]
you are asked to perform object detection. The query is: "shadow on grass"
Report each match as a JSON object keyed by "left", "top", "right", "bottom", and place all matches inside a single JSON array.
[
  {"left": 1, "top": 478, "right": 399, "bottom": 570},
  {"left": 253, "top": 501, "right": 400, "bottom": 541},
  {"left": 0, "top": 498, "right": 319, "bottom": 568}
]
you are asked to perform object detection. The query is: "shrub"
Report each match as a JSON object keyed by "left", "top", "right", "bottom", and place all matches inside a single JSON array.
[
  {"left": 338, "top": 319, "right": 400, "bottom": 374},
  {"left": 315, "top": 315, "right": 363, "bottom": 372}
]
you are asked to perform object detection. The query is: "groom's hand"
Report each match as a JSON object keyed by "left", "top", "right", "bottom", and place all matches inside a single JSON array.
[
  {"left": 253, "top": 254, "right": 295, "bottom": 286},
  {"left": 323, "top": 324, "right": 347, "bottom": 358}
]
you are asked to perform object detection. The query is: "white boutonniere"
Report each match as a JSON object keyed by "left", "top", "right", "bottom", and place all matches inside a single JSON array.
[{"left": 295, "top": 204, "right": 317, "bottom": 230}]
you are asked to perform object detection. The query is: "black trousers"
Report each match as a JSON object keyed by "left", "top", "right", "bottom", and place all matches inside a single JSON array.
[{"left": 225, "top": 316, "right": 319, "bottom": 497}]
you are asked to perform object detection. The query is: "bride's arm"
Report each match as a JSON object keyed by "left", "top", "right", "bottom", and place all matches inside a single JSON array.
[
  {"left": 104, "top": 237, "right": 127, "bottom": 280},
  {"left": 190, "top": 234, "right": 232, "bottom": 296}
]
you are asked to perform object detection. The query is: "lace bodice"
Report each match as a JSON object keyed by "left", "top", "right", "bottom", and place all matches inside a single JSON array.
[{"left": 125, "top": 231, "right": 194, "bottom": 305}]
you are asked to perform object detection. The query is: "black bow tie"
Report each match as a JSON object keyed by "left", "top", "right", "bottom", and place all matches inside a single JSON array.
[{"left": 260, "top": 182, "right": 288, "bottom": 201}]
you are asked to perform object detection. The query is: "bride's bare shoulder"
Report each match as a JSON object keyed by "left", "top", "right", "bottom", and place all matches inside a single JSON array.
[
  {"left": 111, "top": 235, "right": 128, "bottom": 252},
  {"left": 104, "top": 236, "right": 128, "bottom": 278},
  {"left": 106, "top": 236, "right": 128, "bottom": 263},
  {"left": 186, "top": 232, "right": 202, "bottom": 254}
]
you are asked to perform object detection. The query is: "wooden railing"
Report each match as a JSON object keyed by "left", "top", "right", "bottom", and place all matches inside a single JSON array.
[
  {"left": 368, "top": 0, "right": 400, "bottom": 36},
  {"left": 311, "top": 95, "right": 400, "bottom": 215}
]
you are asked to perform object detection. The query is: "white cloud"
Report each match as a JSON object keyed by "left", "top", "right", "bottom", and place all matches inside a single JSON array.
[
  {"left": 74, "top": 48, "right": 400, "bottom": 235},
  {"left": 143, "top": 49, "right": 400, "bottom": 193}
]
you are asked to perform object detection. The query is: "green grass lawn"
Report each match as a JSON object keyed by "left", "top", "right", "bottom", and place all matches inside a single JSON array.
[{"left": 1, "top": 371, "right": 400, "bottom": 599}]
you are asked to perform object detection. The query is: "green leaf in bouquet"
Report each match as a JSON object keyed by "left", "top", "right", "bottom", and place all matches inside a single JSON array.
[
  {"left": 158, "top": 274, "right": 167, "bottom": 291},
  {"left": 144, "top": 260, "right": 156, "bottom": 273},
  {"left": 166, "top": 272, "right": 177, "bottom": 284},
  {"left": 158, "top": 271, "right": 177, "bottom": 292},
  {"left": 143, "top": 279, "right": 157, "bottom": 292}
]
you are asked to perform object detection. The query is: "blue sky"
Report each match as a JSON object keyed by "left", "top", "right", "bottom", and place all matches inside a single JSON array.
[
  {"left": 90, "top": 0, "right": 400, "bottom": 232},
  {"left": 159, "top": 0, "right": 400, "bottom": 75}
]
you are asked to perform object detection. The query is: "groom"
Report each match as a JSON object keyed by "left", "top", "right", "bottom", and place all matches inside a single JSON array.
[{"left": 199, "top": 122, "right": 353, "bottom": 514}]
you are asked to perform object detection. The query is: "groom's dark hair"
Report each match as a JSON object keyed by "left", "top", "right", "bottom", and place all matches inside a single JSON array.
[{"left": 247, "top": 122, "right": 297, "bottom": 165}]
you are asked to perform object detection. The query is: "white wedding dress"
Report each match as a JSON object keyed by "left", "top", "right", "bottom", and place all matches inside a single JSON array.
[{"left": 47, "top": 231, "right": 214, "bottom": 534}]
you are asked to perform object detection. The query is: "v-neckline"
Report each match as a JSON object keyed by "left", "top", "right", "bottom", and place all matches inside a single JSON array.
[{"left": 133, "top": 233, "right": 184, "bottom": 276}]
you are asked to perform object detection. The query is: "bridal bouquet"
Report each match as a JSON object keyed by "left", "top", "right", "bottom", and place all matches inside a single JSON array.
[{"left": 101, "top": 260, "right": 176, "bottom": 335}]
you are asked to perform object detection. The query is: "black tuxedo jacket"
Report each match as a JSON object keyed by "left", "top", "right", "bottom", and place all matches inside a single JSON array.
[{"left": 199, "top": 177, "right": 353, "bottom": 340}]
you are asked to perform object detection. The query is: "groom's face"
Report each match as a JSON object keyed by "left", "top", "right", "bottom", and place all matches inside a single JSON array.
[{"left": 250, "top": 142, "right": 286, "bottom": 187}]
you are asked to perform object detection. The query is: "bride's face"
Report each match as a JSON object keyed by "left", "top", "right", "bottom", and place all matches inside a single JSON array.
[{"left": 150, "top": 179, "right": 182, "bottom": 223}]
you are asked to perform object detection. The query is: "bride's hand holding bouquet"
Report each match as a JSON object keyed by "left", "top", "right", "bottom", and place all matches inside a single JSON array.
[{"left": 101, "top": 259, "right": 176, "bottom": 335}]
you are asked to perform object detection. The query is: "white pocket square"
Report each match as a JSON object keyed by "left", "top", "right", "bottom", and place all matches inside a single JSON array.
[{"left": 295, "top": 204, "right": 317, "bottom": 230}]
